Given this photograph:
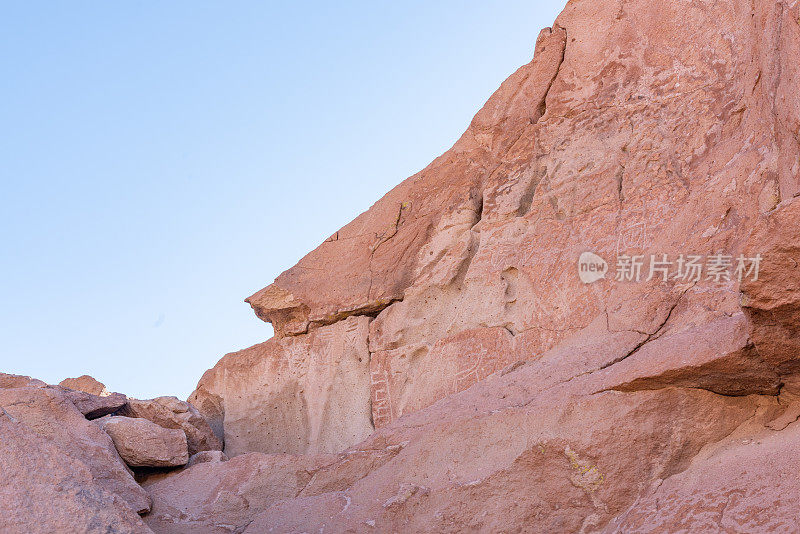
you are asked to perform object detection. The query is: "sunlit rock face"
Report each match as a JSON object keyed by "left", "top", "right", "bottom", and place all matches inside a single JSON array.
[
  {"left": 2, "top": 0, "right": 800, "bottom": 531},
  {"left": 0, "top": 0, "right": 781, "bottom": 530},
  {"left": 197, "top": 0, "right": 799, "bottom": 438},
  {"left": 190, "top": 315, "right": 374, "bottom": 456}
]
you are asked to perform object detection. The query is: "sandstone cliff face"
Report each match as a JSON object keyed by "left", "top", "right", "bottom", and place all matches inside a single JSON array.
[
  {"left": 184, "top": 0, "right": 800, "bottom": 531},
  {"left": 190, "top": 315, "right": 373, "bottom": 456},
  {"left": 194, "top": 0, "right": 799, "bottom": 448}
]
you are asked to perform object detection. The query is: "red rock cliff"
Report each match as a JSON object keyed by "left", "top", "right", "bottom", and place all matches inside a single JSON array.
[{"left": 181, "top": 0, "right": 800, "bottom": 530}]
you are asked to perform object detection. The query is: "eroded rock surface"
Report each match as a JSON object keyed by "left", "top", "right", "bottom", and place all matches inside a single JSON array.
[
  {"left": 195, "top": 0, "right": 800, "bottom": 438},
  {"left": 186, "top": 0, "right": 800, "bottom": 530},
  {"left": 239, "top": 344, "right": 768, "bottom": 533},
  {"left": 60, "top": 374, "right": 110, "bottom": 396},
  {"left": 142, "top": 452, "right": 337, "bottom": 533},
  {"left": 119, "top": 396, "right": 222, "bottom": 456},
  {"left": 606, "top": 400, "right": 800, "bottom": 533},
  {"left": 6, "top": 0, "right": 800, "bottom": 531},
  {"left": 0, "top": 410, "right": 152, "bottom": 534},
  {"left": 0, "top": 386, "right": 151, "bottom": 514},
  {"left": 98, "top": 416, "right": 189, "bottom": 468},
  {"left": 191, "top": 315, "right": 373, "bottom": 456},
  {"left": 0, "top": 372, "right": 46, "bottom": 389}
]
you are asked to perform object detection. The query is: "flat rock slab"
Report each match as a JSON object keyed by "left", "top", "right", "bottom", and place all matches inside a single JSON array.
[
  {"left": 142, "top": 452, "right": 335, "bottom": 533},
  {"left": 60, "top": 387, "right": 127, "bottom": 419}
]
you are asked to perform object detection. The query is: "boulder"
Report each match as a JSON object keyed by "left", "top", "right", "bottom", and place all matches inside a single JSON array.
[
  {"left": 59, "top": 374, "right": 110, "bottom": 396},
  {"left": 2, "top": 373, "right": 126, "bottom": 419},
  {"left": 98, "top": 416, "right": 189, "bottom": 468},
  {"left": 0, "top": 387, "right": 151, "bottom": 513},
  {"left": 118, "top": 396, "right": 221, "bottom": 456},
  {"left": 0, "top": 410, "right": 152, "bottom": 534},
  {"left": 60, "top": 388, "right": 128, "bottom": 419}
]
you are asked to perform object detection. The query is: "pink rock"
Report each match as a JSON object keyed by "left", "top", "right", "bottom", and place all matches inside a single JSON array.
[
  {"left": 0, "top": 387, "right": 151, "bottom": 514},
  {"left": 0, "top": 372, "right": 46, "bottom": 389},
  {"left": 0, "top": 410, "right": 152, "bottom": 533},
  {"left": 59, "top": 388, "right": 128, "bottom": 419},
  {"left": 98, "top": 416, "right": 189, "bottom": 468},
  {"left": 589, "top": 313, "right": 781, "bottom": 397},
  {"left": 244, "top": 25, "right": 570, "bottom": 338},
  {"left": 740, "top": 197, "right": 800, "bottom": 379},
  {"left": 218, "top": 0, "right": 800, "bottom": 528},
  {"left": 242, "top": 354, "right": 759, "bottom": 533},
  {"left": 59, "top": 374, "right": 110, "bottom": 396},
  {"left": 223, "top": 0, "right": 800, "bottom": 441},
  {"left": 118, "top": 396, "right": 221, "bottom": 456},
  {"left": 608, "top": 420, "right": 800, "bottom": 532},
  {"left": 186, "top": 449, "right": 228, "bottom": 468},
  {"left": 142, "top": 452, "right": 336, "bottom": 533},
  {"left": 190, "top": 316, "right": 373, "bottom": 456},
  {"left": 370, "top": 327, "right": 517, "bottom": 427},
  {"left": 33, "top": 0, "right": 795, "bottom": 530}
]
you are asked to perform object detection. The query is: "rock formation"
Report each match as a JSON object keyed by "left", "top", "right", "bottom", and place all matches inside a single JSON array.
[
  {"left": 190, "top": 315, "right": 373, "bottom": 456},
  {"left": 60, "top": 374, "right": 111, "bottom": 396},
  {"left": 142, "top": 453, "right": 337, "bottom": 533},
  {"left": 0, "top": 376, "right": 220, "bottom": 531},
  {"left": 0, "top": 409, "right": 152, "bottom": 534},
  {"left": 0, "top": 386, "right": 152, "bottom": 514},
  {"left": 2, "top": 0, "right": 800, "bottom": 531},
  {"left": 185, "top": 449, "right": 229, "bottom": 467},
  {"left": 119, "top": 396, "right": 222, "bottom": 456},
  {"left": 189, "top": 0, "right": 800, "bottom": 530},
  {"left": 98, "top": 416, "right": 190, "bottom": 468},
  {"left": 196, "top": 0, "right": 800, "bottom": 438}
]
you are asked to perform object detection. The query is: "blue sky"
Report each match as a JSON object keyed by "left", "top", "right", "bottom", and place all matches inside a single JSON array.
[{"left": 1, "top": 1, "right": 568, "bottom": 400}]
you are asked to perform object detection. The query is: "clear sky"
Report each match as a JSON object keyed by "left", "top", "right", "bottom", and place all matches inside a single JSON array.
[{"left": 1, "top": 1, "right": 568, "bottom": 400}]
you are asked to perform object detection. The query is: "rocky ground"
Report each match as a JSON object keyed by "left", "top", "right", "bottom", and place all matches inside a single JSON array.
[{"left": 3, "top": 0, "right": 800, "bottom": 532}]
